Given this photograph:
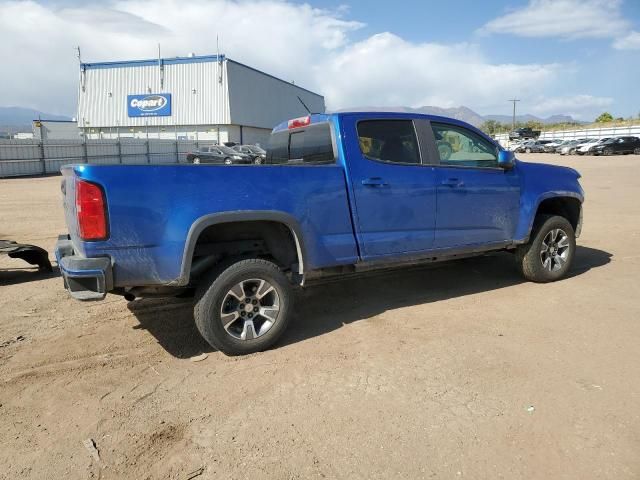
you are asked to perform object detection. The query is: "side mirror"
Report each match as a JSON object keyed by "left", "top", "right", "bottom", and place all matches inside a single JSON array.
[{"left": 498, "top": 150, "right": 515, "bottom": 169}]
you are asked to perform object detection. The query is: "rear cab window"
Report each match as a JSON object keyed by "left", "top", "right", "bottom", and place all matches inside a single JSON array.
[
  {"left": 267, "top": 123, "right": 335, "bottom": 164},
  {"left": 356, "top": 120, "right": 421, "bottom": 164}
]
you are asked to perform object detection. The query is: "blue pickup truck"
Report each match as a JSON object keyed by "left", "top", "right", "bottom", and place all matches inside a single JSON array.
[{"left": 56, "top": 112, "right": 584, "bottom": 355}]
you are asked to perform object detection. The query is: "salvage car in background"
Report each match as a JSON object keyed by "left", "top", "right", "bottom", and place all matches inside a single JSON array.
[
  {"left": 187, "top": 146, "right": 254, "bottom": 165},
  {"left": 542, "top": 139, "right": 565, "bottom": 152},
  {"left": 509, "top": 127, "right": 541, "bottom": 140},
  {"left": 559, "top": 139, "right": 589, "bottom": 155},
  {"left": 514, "top": 140, "right": 545, "bottom": 153},
  {"left": 232, "top": 145, "right": 267, "bottom": 164},
  {"left": 591, "top": 136, "right": 640, "bottom": 156},
  {"left": 576, "top": 138, "right": 612, "bottom": 155}
]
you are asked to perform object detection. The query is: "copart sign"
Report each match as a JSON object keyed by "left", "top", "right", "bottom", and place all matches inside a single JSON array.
[{"left": 127, "top": 94, "right": 171, "bottom": 117}]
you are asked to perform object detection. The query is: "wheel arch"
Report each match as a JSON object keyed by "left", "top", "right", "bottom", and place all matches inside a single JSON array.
[
  {"left": 528, "top": 193, "right": 583, "bottom": 240},
  {"left": 176, "top": 211, "right": 306, "bottom": 286}
]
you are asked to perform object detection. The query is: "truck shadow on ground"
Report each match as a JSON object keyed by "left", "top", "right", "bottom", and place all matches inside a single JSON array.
[
  {"left": 0, "top": 266, "right": 59, "bottom": 287},
  {"left": 128, "top": 246, "right": 611, "bottom": 358}
]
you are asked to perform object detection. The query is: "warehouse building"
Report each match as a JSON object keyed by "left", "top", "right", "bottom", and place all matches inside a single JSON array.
[
  {"left": 33, "top": 120, "right": 79, "bottom": 140},
  {"left": 77, "top": 54, "right": 325, "bottom": 145}
]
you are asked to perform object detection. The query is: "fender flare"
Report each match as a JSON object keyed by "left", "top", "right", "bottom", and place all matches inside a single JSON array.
[
  {"left": 175, "top": 210, "right": 307, "bottom": 285},
  {"left": 519, "top": 191, "right": 584, "bottom": 243}
]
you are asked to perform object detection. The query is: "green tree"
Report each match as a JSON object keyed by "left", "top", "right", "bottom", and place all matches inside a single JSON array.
[
  {"left": 595, "top": 112, "right": 614, "bottom": 123},
  {"left": 479, "top": 119, "right": 500, "bottom": 135},
  {"left": 524, "top": 120, "right": 543, "bottom": 131}
]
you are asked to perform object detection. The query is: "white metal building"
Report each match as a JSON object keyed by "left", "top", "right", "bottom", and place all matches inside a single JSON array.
[
  {"left": 77, "top": 54, "right": 325, "bottom": 145},
  {"left": 33, "top": 120, "right": 80, "bottom": 140}
]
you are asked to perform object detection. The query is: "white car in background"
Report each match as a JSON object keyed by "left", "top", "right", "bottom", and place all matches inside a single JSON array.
[
  {"left": 577, "top": 137, "right": 612, "bottom": 155},
  {"left": 559, "top": 139, "right": 585, "bottom": 155}
]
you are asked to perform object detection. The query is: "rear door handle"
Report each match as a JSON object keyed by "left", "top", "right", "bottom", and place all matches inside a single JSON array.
[
  {"left": 441, "top": 178, "right": 464, "bottom": 187},
  {"left": 361, "top": 177, "right": 388, "bottom": 187}
]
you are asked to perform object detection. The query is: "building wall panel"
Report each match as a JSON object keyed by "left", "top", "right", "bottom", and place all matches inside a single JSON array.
[
  {"left": 227, "top": 60, "right": 325, "bottom": 130},
  {"left": 78, "top": 60, "right": 229, "bottom": 128}
]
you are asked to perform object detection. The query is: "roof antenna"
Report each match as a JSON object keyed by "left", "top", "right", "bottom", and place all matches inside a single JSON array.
[
  {"left": 217, "top": 35, "right": 223, "bottom": 84},
  {"left": 297, "top": 96, "right": 315, "bottom": 115},
  {"left": 77, "top": 46, "right": 86, "bottom": 92}
]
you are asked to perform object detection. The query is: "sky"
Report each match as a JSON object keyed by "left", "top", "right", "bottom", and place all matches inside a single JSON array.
[{"left": 0, "top": 0, "right": 639, "bottom": 121}]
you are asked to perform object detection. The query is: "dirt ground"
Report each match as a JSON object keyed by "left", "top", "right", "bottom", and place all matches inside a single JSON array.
[{"left": 1, "top": 153, "right": 639, "bottom": 479}]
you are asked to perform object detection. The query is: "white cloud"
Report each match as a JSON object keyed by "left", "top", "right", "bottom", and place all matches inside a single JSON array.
[
  {"left": 526, "top": 94, "right": 613, "bottom": 120},
  {"left": 613, "top": 30, "right": 640, "bottom": 50},
  {"left": 479, "top": 0, "right": 630, "bottom": 39},
  {"left": 0, "top": 0, "right": 613, "bottom": 121},
  {"left": 320, "top": 33, "right": 559, "bottom": 112}
]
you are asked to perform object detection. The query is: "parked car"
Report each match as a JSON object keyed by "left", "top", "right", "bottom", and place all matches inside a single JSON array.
[
  {"left": 542, "top": 139, "right": 566, "bottom": 153},
  {"left": 232, "top": 145, "right": 267, "bottom": 164},
  {"left": 559, "top": 139, "right": 589, "bottom": 155},
  {"left": 187, "top": 145, "right": 253, "bottom": 165},
  {"left": 509, "top": 127, "right": 541, "bottom": 140},
  {"left": 55, "top": 112, "right": 583, "bottom": 355},
  {"left": 576, "top": 138, "right": 611, "bottom": 155},
  {"left": 591, "top": 136, "right": 640, "bottom": 156},
  {"left": 514, "top": 140, "right": 545, "bottom": 153}
]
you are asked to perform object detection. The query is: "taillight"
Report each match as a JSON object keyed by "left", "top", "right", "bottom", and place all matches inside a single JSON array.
[
  {"left": 288, "top": 115, "right": 311, "bottom": 129},
  {"left": 76, "top": 180, "right": 108, "bottom": 240}
]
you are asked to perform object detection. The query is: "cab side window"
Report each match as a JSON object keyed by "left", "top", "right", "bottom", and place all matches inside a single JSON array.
[
  {"left": 431, "top": 123, "right": 499, "bottom": 168},
  {"left": 357, "top": 120, "right": 421, "bottom": 164}
]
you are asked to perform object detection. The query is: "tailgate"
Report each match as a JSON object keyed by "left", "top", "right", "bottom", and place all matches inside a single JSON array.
[{"left": 60, "top": 166, "right": 80, "bottom": 243}]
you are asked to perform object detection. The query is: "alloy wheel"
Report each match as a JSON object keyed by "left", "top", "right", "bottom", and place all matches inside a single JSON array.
[
  {"left": 220, "top": 279, "right": 280, "bottom": 340},
  {"left": 540, "top": 228, "right": 570, "bottom": 272}
]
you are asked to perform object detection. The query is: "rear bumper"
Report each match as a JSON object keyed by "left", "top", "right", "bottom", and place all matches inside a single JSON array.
[{"left": 55, "top": 235, "right": 113, "bottom": 301}]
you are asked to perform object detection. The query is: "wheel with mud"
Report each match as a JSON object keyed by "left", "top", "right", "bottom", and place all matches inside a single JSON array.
[
  {"left": 194, "top": 258, "right": 293, "bottom": 355},
  {"left": 516, "top": 215, "right": 576, "bottom": 283}
]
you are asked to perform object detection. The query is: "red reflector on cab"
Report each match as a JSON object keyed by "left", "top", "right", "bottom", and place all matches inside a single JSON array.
[
  {"left": 288, "top": 115, "right": 311, "bottom": 129},
  {"left": 76, "top": 180, "right": 108, "bottom": 240}
]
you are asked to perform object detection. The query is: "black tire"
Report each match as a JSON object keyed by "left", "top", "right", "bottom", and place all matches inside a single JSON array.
[
  {"left": 525, "top": 147, "right": 531, "bottom": 153},
  {"left": 223, "top": 157, "right": 232, "bottom": 165},
  {"left": 635, "top": 148, "right": 640, "bottom": 155},
  {"left": 194, "top": 258, "right": 293, "bottom": 356},
  {"left": 604, "top": 148, "right": 613, "bottom": 156},
  {"left": 253, "top": 156, "right": 263, "bottom": 165},
  {"left": 193, "top": 157, "right": 201, "bottom": 164},
  {"left": 516, "top": 215, "right": 576, "bottom": 283}
]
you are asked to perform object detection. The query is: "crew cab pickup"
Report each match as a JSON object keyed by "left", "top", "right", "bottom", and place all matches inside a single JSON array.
[{"left": 56, "top": 112, "right": 584, "bottom": 355}]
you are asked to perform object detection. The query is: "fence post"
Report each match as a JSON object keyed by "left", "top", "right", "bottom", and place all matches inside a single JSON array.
[
  {"left": 82, "top": 136, "right": 88, "bottom": 163},
  {"left": 175, "top": 139, "right": 179, "bottom": 163},
  {"left": 146, "top": 140, "right": 150, "bottom": 164},
  {"left": 117, "top": 139, "right": 122, "bottom": 164},
  {"left": 39, "top": 140, "right": 46, "bottom": 174}
]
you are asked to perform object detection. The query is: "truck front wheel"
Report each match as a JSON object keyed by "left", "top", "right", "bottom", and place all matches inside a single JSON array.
[
  {"left": 516, "top": 215, "right": 576, "bottom": 283},
  {"left": 194, "top": 259, "right": 293, "bottom": 355}
]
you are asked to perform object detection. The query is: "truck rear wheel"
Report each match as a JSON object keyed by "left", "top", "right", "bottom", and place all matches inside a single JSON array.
[
  {"left": 516, "top": 215, "right": 576, "bottom": 283},
  {"left": 194, "top": 258, "right": 293, "bottom": 355}
]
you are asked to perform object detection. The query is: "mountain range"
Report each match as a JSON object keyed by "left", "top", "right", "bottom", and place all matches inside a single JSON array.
[
  {"left": 335, "top": 105, "right": 578, "bottom": 127},
  {"left": 0, "top": 104, "right": 579, "bottom": 133},
  {"left": 0, "top": 106, "right": 73, "bottom": 133}
]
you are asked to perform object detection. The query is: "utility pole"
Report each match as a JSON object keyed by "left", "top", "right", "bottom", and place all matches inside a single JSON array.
[{"left": 508, "top": 99, "right": 520, "bottom": 130}]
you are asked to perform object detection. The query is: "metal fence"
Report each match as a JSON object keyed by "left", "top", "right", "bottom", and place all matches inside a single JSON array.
[{"left": 0, "top": 138, "right": 217, "bottom": 178}]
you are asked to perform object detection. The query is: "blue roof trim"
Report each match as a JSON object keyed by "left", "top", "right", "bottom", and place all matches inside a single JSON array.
[{"left": 82, "top": 54, "right": 225, "bottom": 70}]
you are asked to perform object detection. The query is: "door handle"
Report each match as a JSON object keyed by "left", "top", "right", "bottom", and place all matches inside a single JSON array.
[
  {"left": 441, "top": 178, "right": 464, "bottom": 187},
  {"left": 361, "top": 177, "right": 388, "bottom": 187}
]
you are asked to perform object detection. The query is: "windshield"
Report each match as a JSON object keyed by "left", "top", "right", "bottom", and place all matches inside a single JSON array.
[{"left": 219, "top": 146, "right": 238, "bottom": 154}]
